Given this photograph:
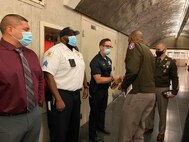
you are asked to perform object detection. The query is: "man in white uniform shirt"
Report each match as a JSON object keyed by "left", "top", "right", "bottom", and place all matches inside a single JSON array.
[{"left": 42, "top": 27, "right": 88, "bottom": 142}]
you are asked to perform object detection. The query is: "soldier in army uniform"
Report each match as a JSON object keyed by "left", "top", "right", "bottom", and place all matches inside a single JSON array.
[
  {"left": 118, "top": 30, "right": 156, "bottom": 142},
  {"left": 145, "top": 43, "right": 179, "bottom": 141}
]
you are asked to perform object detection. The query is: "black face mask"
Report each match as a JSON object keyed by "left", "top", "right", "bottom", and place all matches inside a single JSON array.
[{"left": 156, "top": 50, "right": 164, "bottom": 57}]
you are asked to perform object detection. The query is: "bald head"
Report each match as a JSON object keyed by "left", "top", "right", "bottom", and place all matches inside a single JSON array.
[
  {"left": 128, "top": 30, "right": 144, "bottom": 43},
  {"left": 155, "top": 43, "right": 167, "bottom": 51},
  {"left": 0, "top": 14, "right": 28, "bottom": 34},
  {"left": 155, "top": 43, "right": 167, "bottom": 57}
]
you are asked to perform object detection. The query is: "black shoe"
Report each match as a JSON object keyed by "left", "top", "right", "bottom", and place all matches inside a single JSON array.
[
  {"left": 97, "top": 128, "right": 111, "bottom": 135},
  {"left": 89, "top": 136, "right": 101, "bottom": 142},
  {"left": 157, "top": 133, "right": 165, "bottom": 141}
]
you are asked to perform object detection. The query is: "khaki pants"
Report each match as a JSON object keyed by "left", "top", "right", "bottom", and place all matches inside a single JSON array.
[
  {"left": 118, "top": 93, "right": 155, "bottom": 142},
  {"left": 145, "top": 87, "right": 169, "bottom": 134}
]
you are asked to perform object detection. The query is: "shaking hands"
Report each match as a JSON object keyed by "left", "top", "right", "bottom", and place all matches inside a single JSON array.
[{"left": 110, "top": 75, "right": 122, "bottom": 89}]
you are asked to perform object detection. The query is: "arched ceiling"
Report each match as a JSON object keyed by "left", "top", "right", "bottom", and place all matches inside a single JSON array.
[{"left": 75, "top": 0, "right": 189, "bottom": 46}]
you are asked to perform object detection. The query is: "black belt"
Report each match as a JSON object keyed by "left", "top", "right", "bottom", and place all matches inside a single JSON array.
[
  {"left": 58, "top": 89, "right": 81, "bottom": 94},
  {"left": 0, "top": 111, "right": 28, "bottom": 116}
]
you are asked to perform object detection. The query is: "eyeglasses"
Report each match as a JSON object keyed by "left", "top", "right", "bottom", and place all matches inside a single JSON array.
[{"left": 103, "top": 45, "right": 113, "bottom": 48}]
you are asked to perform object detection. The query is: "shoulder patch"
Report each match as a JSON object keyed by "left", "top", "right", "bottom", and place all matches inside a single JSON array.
[
  {"left": 129, "top": 42, "right": 135, "bottom": 50},
  {"left": 43, "top": 60, "right": 48, "bottom": 67}
]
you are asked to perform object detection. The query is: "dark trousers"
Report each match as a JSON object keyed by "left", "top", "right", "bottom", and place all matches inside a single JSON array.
[
  {"left": 0, "top": 106, "right": 42, "bottom": 142},
  {"left": 182, "top": 109, "right": 189, "bottom": 142},
  {"left": 89, "top": 89, "right": 108, "bottom": 137},
  {"left": 46, "top": 89, "right": 81, "bottom": 142}
]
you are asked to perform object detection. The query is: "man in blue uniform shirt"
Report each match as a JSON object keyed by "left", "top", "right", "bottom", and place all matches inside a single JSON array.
[{"left": 89, "top": 38, "right": 121, "bottom": 142}]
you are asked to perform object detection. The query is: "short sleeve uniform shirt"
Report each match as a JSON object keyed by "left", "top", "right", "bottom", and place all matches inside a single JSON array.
[
  {"left": 42, "top": 43, "right": 85, "bottom": 91},
  {"left": 89, "top": 52, "right": 112, "bottom": 92}
]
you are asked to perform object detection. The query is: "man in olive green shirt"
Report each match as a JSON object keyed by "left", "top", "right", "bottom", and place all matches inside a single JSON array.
[
  {"left": 118, "top": 30, "right": 156, "bottom": 142},
  {"left": 145, "top": 43, "right": 179, "bottom": 141}
]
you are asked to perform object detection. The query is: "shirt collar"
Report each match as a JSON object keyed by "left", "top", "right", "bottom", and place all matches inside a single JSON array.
[
  {"left": 0, "top": 38, "right": 26, "bottom": 52},
  {"left": 60, "top": 43, "right": 78, "bottom": 53},
  {"left": 98, "top": 52, "right": 107, "bottom": 60},
  {"left": 60, "top": 42, "right": 71, "bottom": 51},
  {"left": 0, "top": 38, "right": 17, "bottom": 51}
]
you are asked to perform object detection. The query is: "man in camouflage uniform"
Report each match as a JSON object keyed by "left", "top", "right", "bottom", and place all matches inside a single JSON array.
[
  {"left": 118, "top": 30, "right": 156, "bottom": 142},
  {"left": 145, "top": 43, "right": 179, "bottom": 141}
]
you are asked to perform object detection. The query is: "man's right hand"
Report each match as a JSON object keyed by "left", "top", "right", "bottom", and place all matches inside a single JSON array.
[
  {"left": 113, "top": 75, "right": 122, "bottom": 84},
  {"left": 56, "top": 99, "right": 65, "bottom": 111}
]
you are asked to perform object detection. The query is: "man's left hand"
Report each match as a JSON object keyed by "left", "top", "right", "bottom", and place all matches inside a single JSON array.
[
  {"left": 168, "top": 94, "right": 176, "bottom": 98},
  {"left": 82, "top": 88, "right": 89, "bottom": 99}
]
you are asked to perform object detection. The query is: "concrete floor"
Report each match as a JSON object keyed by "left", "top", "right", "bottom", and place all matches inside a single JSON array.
[{"left": 79, "top": 67, "right": 189, "bottom": 142}]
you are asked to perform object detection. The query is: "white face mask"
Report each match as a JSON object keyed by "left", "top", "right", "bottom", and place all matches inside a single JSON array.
[{"left": 103, "top": 48, "right": 111, "bottom": 55}]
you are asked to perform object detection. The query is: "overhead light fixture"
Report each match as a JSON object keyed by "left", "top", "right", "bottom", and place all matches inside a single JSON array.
[
  {"left": 175, "top": 0, "right": 189, "bottom": 38},
  {"left": 64, "top": 0, "right": 81, "bottom": 9}
]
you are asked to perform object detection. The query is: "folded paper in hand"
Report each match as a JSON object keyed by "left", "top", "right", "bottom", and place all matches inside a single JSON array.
[
  {"left": 124, "top": 84, "right": 132, "bottom": 98},
  {"left": 162, "top": 90, "right": 173, "bottom": 98}
]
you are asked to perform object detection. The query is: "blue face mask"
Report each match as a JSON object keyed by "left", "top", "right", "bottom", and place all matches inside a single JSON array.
[
  {"left": 18, "top": 32, "right": 33, "bottom": 46},
  {"left": 103, "top": 48, "right": 111, "bottom": 55},
  {"left": 68, "top": 36, "right": 77, "bottom": 47}
]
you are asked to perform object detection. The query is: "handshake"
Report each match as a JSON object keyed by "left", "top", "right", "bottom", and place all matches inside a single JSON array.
[{"left": 110, "top": 75, "right": 122, "bottom": 90}]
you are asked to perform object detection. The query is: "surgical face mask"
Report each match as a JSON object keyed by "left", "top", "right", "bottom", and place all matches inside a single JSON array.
[
  {"left": 103, "top": 48, "right": 111, "bottom": 55},
  {"left": 13, "top": 30, "right": 33, "bottom": 47},
  {"left": 19, "top": 32, "right": 32, "bottom": 46},
  {"left": 156, "top": 50, "right": 164, "bottom": 57},
  {"left": 68, "top": 36, "right": 77, "bottom": 47}
]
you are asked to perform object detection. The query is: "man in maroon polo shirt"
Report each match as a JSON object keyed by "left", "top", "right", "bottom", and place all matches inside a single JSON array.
[{"left": 0, "top": 14, "right": 44, "bottom": 142}]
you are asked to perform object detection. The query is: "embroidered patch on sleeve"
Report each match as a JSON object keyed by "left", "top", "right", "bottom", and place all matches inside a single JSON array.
[
  {"left": 129, "top": 42, "right": 135, "bottom": 50},
  {"left": 43, "top": 60, "right": 48, "bottom": 67}
]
